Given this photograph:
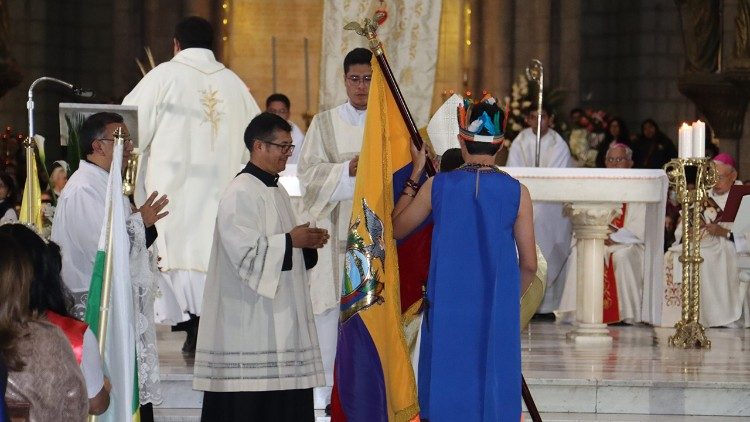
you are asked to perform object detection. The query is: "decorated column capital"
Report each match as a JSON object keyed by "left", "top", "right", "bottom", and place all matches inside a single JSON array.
[{"left": 564, "top": 202, "right": 621, "bottom": 239}]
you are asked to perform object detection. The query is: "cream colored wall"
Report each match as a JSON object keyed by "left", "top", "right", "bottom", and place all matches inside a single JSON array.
[{"left": 225, "top": 1, "right": 324, "bottom": 130}]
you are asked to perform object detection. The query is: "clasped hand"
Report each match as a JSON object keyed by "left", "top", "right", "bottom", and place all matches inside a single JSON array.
[{"left": 290, "top": 222, "right": 329, "bottom": 249}]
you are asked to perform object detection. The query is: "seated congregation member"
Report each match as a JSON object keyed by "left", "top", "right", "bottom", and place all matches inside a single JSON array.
[
  {"left": 393, "top": 95, "right": 537, "bottom": 421},
  {"left": 664, "top": 153, "right": 743, "bottom": 327},
  {"left": 595, "top": 117, "right": 631, "bottom": 168},
  {"left": 194, "top": 113, "right": 328, "bottom": 422},
  {"left": 632, "top": 119, "right": 677, "bottom": 170},
  {"left": 0, "top": 233, "right": 88, "bottom": 420},
  {"left": 557, "top": 143, "right": 647, "bottom": 324},
  {"left": 0, "top": 223, "right": 109, "bottom": 415},
  {"left": 0, "top": 174, "right": 17, "bottom": 224}
]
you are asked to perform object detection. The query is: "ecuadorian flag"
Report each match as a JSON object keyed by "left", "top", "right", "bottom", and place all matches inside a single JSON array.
[
  {"left": 84, "top": 139, "right": 140, "bottom": 422},
  {"left": 330, "top": 54, "right": 422, "bottom": 422}
]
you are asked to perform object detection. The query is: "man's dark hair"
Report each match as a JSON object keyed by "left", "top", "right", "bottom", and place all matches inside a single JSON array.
[
  {"left": 79, "top": 112, "right": 124, "bottom": 156},
  {"left": 175, "top": 16, "right": 214, "bottom": 50},
  {"left": 266, "top": 93, "right": 290, "bottom": 109},
  {"left": 244, "top": 112, "right": 292, "bottom": 151},
  {"left": 527, "top": 103, "right": 553, "bottom": 117},
  {"left": 439, "top": 148, "right": 465, "bottom": 172},
  {"left": 465, "top": 141, "right": 501, "bottom": 156},
  {"left": 343, "top": 48, "right": 373, "bottom": 74}
]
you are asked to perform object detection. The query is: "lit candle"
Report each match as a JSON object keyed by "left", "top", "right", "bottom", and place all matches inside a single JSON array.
[
  {"left": 692, "top": 120, "right": 706, "bottom": 158},
  {"left": 678, "top": 122, "right": 692, "bottom": 158}
]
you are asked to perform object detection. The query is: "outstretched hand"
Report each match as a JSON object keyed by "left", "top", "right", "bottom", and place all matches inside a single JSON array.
[
  {"left": 139, "top": 191, "right": 169, "bottom": 227},
  {"left": 290, "top": 222, "right": 329, "bottom": 249}
]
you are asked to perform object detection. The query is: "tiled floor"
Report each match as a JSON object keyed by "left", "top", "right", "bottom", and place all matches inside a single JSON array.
[{"left": 156, "top": 321, "right": 750, "bottom": 420}]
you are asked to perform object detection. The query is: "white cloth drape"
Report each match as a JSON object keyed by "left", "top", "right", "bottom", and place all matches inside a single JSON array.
[{"left": 319, "top": 0, "right": 442, "bottom": 127}]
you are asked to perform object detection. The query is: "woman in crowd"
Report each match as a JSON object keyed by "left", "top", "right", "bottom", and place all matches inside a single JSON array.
[
  {"left": 48, "top": 160, "right": 69, "bottom": 198},
  {"left": 0, "top": 223, "right": 110, "bottom": 415},
  {"left": 632, "top": 119, "right": 677, "bottom": 169},
  {"left": 0, "top": 174, "right": 17, "bottom": 224},
  {"left": 0, "top": 232, "right": 88, "bottom": 420},
  {"left": 596, "top": 117, "right": 631, "bottom": 168}
]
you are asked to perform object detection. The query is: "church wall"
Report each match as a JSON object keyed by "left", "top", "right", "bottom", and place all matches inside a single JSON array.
[
  {"left": 227, "top": 0, "right": 324, "bottom": 131},
  {"left": 578, "top": 0, "right": 696, "bottom": 147}
]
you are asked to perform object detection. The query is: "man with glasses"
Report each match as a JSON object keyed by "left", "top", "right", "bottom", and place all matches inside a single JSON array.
[
  {"left": 194, "top": 112, "right": 327, "bottom": 421},
  {"left": 51, "top": 112, "right": 169, "bottom": 420},
  {"left": 297, "top": 47, "right": 372, "bottom": 411},
  {"left": 559, "top": 143, "right": 648, "bottom": 325},
  {"left": 664, "top": 153, "right": 745, "bottom": 327},
  {"left": 122, "top": 16, "right": 261, "bottom": 355}
]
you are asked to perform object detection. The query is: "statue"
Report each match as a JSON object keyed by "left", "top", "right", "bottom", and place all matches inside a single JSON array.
[{"left": 676, "top": 0, "right": 721, "bottom": 73}]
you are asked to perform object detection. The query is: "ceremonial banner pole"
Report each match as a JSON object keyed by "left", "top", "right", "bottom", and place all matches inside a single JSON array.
[
  {"left": 526, "top": 60, "right": 544, "bottom": 167},
  {"left": 345, "top": 14, "right": 436, "bottom": 177},
  {"left": 346, "top": 14, "right": 541, "bottom": 422}
]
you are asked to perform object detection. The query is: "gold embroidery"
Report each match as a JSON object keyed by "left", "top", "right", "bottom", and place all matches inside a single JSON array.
[{"left": 199, "top": 86, "right": 224, "bottom": 148}]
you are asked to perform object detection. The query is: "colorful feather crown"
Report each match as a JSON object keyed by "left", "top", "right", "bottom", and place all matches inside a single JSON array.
[{"left": 457, "top": 92, "right": 508, "bottom": 144}]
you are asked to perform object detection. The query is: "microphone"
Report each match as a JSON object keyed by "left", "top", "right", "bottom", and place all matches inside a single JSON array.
[{"left": 72, "top": 87, "right": 95, "bottom": 98}]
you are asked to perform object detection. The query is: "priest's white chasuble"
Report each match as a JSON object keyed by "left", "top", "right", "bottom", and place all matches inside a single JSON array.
[
  {"left": 122, "top": 48, "right": 261, "bottom": 318},
  {"left": 507, "top": 127, "right": 574, "bottom": 312},
  {"left": 662, "top": 188, "right": 742, "bottom": 327},
  {"left": 193, "top": 171, "right": 324, "bottom": 392},
  {"left": 298, "top": 103, "right": 365, "bottom": 315}
]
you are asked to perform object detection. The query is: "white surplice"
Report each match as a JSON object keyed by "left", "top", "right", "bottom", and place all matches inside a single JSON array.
[
  {"left": 558, "top": 202, "right": 647, "bottom": 324},
  {"left": 297, "top": 102, "right": 365, "bottom": 393},
  {"left": 51, "top": 160, "right": 162, "bottom": 404},
  {"left": 506, "top": 127, "right": 574, "bottom": 312},
  {"left": 122, "top": 48, "right": 261, "bottom": 320},
  {"left": 193, "top": 170, "right": 325, "bottom": 392},
  {"left": 288, "top": 121, "right": 306, "bottom": 165},
  {"left": 662, "top": 187, "right": 743, "bottom": 327}
]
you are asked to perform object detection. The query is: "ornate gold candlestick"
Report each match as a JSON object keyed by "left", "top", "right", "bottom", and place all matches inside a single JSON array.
[{"left": 663, "top": 157, "right": 717, "bottom": 349}]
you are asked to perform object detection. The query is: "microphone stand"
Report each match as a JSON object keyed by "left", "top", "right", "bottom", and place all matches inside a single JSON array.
[{"left": 23, "top": 77, "right": 94, "bottom": 229}]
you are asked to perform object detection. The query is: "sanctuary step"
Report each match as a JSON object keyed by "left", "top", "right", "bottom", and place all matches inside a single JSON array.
[{"left": 154, "top": 322, "right": 750, "bottom": 420}]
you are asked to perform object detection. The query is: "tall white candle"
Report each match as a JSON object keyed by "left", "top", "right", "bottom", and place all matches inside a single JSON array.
[
  {"left": 678, "top": 122, "right": 692, "bottom": 158},
  {"left": 692, "top": 120, "right": 706, "bottom": 158}
]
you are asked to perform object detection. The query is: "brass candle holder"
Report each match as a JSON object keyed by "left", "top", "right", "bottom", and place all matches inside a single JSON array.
[{"left": 663, "top": 157, "right": 717, "bottom": 349}]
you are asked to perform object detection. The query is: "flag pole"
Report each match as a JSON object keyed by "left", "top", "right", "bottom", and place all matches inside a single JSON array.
[
  {"left": 95, "top": 127, "right": 125, "bottom": 356},
  {"left": 345, "top": 15, "right": 436, "bottom": 177}
]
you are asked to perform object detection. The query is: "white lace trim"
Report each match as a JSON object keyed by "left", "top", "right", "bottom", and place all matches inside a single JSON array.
[{"left": 127, "top": 213, "right": 163, "bottom": 405}]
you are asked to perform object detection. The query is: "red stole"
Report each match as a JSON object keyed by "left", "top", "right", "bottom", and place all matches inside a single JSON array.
[
  {"left": 603, "top": 203, "right": 626, "bottom": 324},
  {"left": 46, "top": 310, "right": 88, "bottom": 364}
]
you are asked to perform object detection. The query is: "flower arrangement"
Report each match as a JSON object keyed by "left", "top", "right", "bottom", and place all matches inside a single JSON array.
[{"left": 569, "top": 108, "right": 609, "bottom": 167}]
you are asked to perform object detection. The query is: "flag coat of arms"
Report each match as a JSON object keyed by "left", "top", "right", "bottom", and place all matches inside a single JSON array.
[{"left": 331, "top": 55, "right": 421, "bottom": 422}]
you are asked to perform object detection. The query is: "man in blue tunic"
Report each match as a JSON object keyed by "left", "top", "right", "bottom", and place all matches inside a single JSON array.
[{"left": 392, "top": 95, "right": 537, "bottom": 421}]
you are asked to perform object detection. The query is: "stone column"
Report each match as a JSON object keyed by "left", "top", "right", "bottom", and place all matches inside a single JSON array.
[{"left": 564, "top": 202, "right": 621, "bottom": 345}]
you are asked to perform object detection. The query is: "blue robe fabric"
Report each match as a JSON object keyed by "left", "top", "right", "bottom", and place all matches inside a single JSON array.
[{"left": 418, "top": 168, "right": 521, "bottom": 421}]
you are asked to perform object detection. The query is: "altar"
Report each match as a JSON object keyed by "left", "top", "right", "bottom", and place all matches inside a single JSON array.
[{"left": 502, "top": 167, "right": 668, "bottom": 344}]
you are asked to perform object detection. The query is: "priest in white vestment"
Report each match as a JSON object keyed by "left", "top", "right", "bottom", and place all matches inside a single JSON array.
[
  {"left": 266, "top": 93, "right": 306, "bottom": 165},
  {"left": 506, "top": 107, "right": 574, "bottom": 314},
  {"left": 51, "top": 112, "right": 169, "bottom": 412},
  {"left": 663, "top": 153, "right": 744, "bottom": 327},
  {"left": 122, "top": 17, "right": 261, "bottom": 352},
  {"left": 558, "top": 143, "right": 648, "bottom": 324},
  {"left": 297, "top": 48, "right": 372, "bottom": 404},
  {"left": 194, "top": 113, "right": 326, "bottom": 422}
]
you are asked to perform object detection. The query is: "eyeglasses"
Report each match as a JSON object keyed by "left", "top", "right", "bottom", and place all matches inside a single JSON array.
[
  {"left": 345, "top": 75, "right": 372, "bottom": 86},
  {"left": 265, "top": 141, "right": 295, "bottom": 154},
  {"left": 97, "top": 138, "right": 134, "bottom": 145},
  {"left": 605, "top": 156, "right": 629, "bottom": 164}
]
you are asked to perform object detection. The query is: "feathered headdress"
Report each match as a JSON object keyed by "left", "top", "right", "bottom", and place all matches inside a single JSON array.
[{"left": 457, "top": 92, "right": 508, "bottom": 144}]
